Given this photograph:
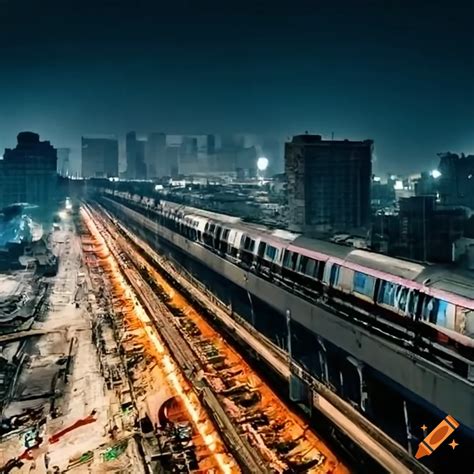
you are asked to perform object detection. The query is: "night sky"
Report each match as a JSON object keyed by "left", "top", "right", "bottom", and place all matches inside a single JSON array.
[{"left": 1, "top": 0, "right": 473, "bottom": 174}]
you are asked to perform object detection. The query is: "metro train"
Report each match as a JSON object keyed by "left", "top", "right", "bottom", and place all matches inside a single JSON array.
[{"left": 105, "top": 190, "right": 474, "bottom": 377}]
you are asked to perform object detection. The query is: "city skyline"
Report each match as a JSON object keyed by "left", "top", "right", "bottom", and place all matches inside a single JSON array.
[
  {"left": 1, "top": 128, "right": 470, "bottom": 178},
  {"left": 1, "top": 0, "right": 473, "bottom": 175}
]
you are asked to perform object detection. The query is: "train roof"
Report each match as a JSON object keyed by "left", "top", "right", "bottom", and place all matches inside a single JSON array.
[
  {"left": 161, "top": 200, "right": 241, "bottom": 224},
  {"left": 347, "top": 249, "right": 426, "bottom": 281},
  {"left": 291, "top": 236, "right": 353, "bottom": 260},
  {"left": 293, "top": 236, "right": 430, "bottom": 280},
  {"left": 158, "top": 199, "right": 474, "bottom": 307},
  {"left": 161, "top": 200, "right": 298, "bottom": 243},
  {"left": 417, "top": 267, "right": 474, "bottom": 301}
]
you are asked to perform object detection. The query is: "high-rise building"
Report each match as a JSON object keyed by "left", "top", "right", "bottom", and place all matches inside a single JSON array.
[
  {"left": 165, "top": 146, "right": 179, "bottom": 178},
  {"left": 397, "top": 196, "right": 466, "bottom": 263},
  {"left": 438, "top": 152, "right": 474, "bottom": 210},
  {"left": 179, "top": 137, "right": 198, "bottom": 174},
  {"left": 207, "top": 134, "right": 216, "bottom": 156},
  {"left": 145, "top": 133, "right": 166, "bottom": 178},
  {"left": 126, "top": 131, "right": 147, "bottom": 179},
  {"left": 57, "top": 147, "right": 71, "bottom": 177},
  {"left": 81, "top": 136, "right": 118, "bottom": 178},
  {"left": 285, "top": 134, "right": 373, "bottom": 236},
  {"left": 0, "top": 132, "right": 58, "bottom": 210},
  {"left": 136, "top": 138, "right": 146, "bottom": 179}
]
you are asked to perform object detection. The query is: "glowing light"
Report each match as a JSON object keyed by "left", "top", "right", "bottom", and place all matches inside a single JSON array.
[
  {"left": 154, "top": 184, "right": 164, "bottom": 191},
  {"left": 81, "top": 208, "right": 234, "bottom": 474},
  {"left": 394, "top": 180, "right": 404, "bottom": 190},
  {"left": 373, "top": 176, "right": 381, "bottom": 182},
  {"left": 170, "top": 179, "right": 186, "bottom": 187},
  {"left": 430, "top": 169, "right": 442, "bottom": 179},
  {"left": 257, "top": 157, "right": 269, "bottom": 171}
]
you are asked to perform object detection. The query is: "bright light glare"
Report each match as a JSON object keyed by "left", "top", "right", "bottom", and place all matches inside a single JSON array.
[
  {"left": 394, "top": 180, "right": 404, "bottom": 190},
  {"left": 154, "top": 184, "right": 164, "bottom": 191},
  {"left": 257, "top": 157, "right": 269, "bottom": 171},
  {"left": 431, "top": 169, "right": 442, "bottom": 179}
]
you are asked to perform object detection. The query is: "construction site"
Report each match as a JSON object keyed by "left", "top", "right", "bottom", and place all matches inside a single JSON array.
[{"left": 0, "top": 201, "right": 351, "bottom": 473}]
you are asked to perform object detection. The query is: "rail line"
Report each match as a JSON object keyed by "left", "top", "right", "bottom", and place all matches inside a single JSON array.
[{"left": 85, "top": 202, "right": 350, "bottom": 473}]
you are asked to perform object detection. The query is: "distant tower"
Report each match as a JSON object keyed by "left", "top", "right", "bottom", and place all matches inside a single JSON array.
[
  {"left": 1, "top": 132, "right": 58, "bottom": 209},
  {"left": 285, "top": 134, "right": 373, "bottom": 236},
  {"left": 126, "top": 131, "right": 137, "bottom": 179},
  {"left": 145, "top": 133, "right": 167, "bottom": 178},
  {"left": 81, "top": 135, "right": 118, "bottom": 178},
  {"left": 126, "top": 131, "right": 147, "bottom": 179},
  {"left": 179, "top": 137, "right": 198, "bottom": 175},
  {"left": 57, "top": 148, "right": 71, "bottom": 177}
]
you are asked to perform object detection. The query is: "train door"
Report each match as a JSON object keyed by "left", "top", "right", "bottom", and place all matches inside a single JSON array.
[
  {"left": 329, "top": 263, "right": 341, "bottom": 287},
  {"left": 256, "top": 241, "right": 266, "bottom": 271},
  {"left": 227, "top": 230, "right": 243, "bottom": 261},
  {"left": 240, "top": 235, "right": 256, "bottom": 267},
  {"left": 214, "top": 225, "right": 222, "bottom": 250}
]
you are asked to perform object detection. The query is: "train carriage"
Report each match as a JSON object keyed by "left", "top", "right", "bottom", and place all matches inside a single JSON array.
[{"left": 110, "top": 193, "right": 474, "bottom": 379}]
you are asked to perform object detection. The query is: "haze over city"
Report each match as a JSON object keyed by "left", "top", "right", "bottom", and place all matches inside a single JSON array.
[{"left": 1, "top": 0, "right": 473, "bottom": 174}]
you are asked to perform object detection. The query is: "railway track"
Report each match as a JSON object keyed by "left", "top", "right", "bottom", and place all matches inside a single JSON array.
[{"left": 84, "top": 202, "right": 349, "bottom": 473}]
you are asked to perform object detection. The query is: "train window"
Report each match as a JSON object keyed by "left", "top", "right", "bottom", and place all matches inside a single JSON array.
[
  {"left": 353, "top": 272, "right": 375, "bottom": 297},
  {"left": 243, "top": 236, "right": 253, "bottom": 250},
  {"left": 329, "top": 264, "right": 340, "bottom": 286},
  {"left": 265, "top": 245, "right": 277, "bottom": 260},
  {"left": 283, "top": 251, "right": 298, "bottom": 269},
  {"left": 317, "top": 261, "right": 325, "bottom": 280},
  {"left": 395, "top": 287, "right": 409, "bottom": 313},
  {"left": 249, "top": 239, "right": 255, "bottom": 252},
  {"left": 298, "top": 256, "right": 308, "bottom": 273},
  {"left": 421, "top": 297, "right": 438, "bottom": 323},
  {"left": 436, "top": 300, "right": 449, "bottom": 327},
  {"left": 407, "top": 291, "right": 418, "bottom": 317},
  {"left": 464, "top": 310, "right": 474, "bottom": 337},
  {"left": 378, "top": 281, "right": 396, "bottom": 306},
  {"left": 305, "top": 258, "right": 317, "bottom": 277}
]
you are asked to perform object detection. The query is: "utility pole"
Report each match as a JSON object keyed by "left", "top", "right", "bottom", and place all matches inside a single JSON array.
[
  {"left": 286, "top": 309, "right": 292, "bottom": 361},
  {"left": 422, "top": 196, "right": 427, "bottom": 262}
]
